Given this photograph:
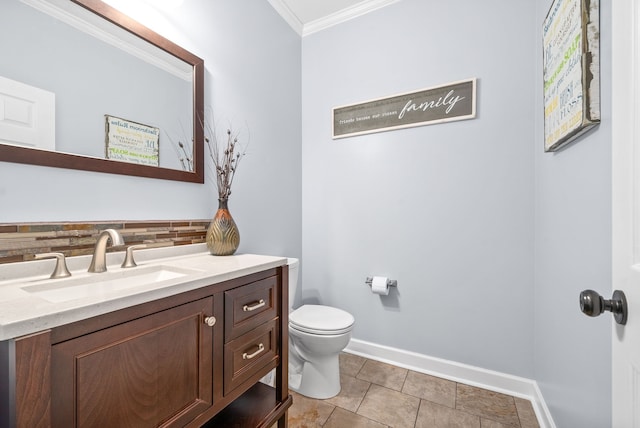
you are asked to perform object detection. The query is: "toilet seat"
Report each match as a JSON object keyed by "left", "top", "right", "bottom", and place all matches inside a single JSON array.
[{"left": 290, "top": 304, "right": 354, "bottom": 336}]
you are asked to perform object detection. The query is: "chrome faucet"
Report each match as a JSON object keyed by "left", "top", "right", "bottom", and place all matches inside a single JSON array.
[{"left": 88, "top": 229, "right": 124, "bottom": 273}]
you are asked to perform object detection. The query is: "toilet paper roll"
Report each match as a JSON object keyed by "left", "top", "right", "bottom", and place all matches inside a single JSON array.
[{"left": 371, "top": 276, "right": 390, "bottom": 295}]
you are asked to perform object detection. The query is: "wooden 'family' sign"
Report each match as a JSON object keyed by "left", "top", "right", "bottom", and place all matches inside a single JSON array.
[{"left": 333, "top": 79, "right": 476, "bottom": 139}]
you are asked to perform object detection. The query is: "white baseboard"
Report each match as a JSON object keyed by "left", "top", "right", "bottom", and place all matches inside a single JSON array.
[{"left": 344, "top": 338, "right": 555, "bottom": 428}]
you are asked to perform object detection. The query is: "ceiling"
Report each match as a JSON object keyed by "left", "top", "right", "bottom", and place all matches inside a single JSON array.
[{"left": 268, "top": 0, "right": 400, "bottom": 36}]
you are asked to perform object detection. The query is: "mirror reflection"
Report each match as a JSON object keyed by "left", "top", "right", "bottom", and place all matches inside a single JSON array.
[{"left": 0, "top": 0, "right": 204, "bottom": 182}]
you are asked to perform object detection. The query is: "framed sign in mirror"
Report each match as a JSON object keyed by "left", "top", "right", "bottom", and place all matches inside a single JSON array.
[
  {"left": 0, "top": 0, "right": 204, "bottom": 182},
  {"left": 542, "top": 0, "right": 600, "bottom": 152}
]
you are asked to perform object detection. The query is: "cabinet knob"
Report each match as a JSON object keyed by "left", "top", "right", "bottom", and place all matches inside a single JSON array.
[{"left": 204, "top": 316, "right": 216, "bottom": 327}]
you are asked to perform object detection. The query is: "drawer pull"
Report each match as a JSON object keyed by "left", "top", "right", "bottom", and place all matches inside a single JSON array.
[
  {"left": 242, "top": 343, "right": 265, "bottom": 360},
  {"left": 204, "top": 316, "right": 216, "bottom": 327},
  {"left": 243, "top": 299, "right": 266, "bottom": 312}
]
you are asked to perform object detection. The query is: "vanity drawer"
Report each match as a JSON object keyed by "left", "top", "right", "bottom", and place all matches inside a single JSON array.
[
  {"left": 225, "top": 275, "right": 278, "bottom": 341},
  {"left": 223, "top": 319, "right": 278, "bottom": 395}
]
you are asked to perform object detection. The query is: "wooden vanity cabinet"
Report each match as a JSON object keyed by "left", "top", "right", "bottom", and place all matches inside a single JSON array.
[
  {"left": 4, "top": 266, "right": 291, "bottom": 428},
  {"left": 51, "top": 297, "right": 215, "bottom": 427}
]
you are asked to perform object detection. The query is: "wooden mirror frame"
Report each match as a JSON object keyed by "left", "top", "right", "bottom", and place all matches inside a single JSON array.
[{"left": 0, "top": 0, "right": 204, "bottom": 183}]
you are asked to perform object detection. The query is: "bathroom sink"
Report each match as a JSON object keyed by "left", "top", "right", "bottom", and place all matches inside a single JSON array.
[{"left": 21, "top": 265, "right": 201, "bottom": 303}]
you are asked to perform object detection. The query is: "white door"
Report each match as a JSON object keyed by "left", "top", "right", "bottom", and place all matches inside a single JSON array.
[
  {"left": 0, "top": 75, "right": 55, "bottom": 150},
  {"left": 612, "top": 0, "right": 640, "bottom": 427}
]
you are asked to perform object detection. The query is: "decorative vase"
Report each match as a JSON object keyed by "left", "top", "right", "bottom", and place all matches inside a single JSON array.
[{"left": 206, "top": 198, "right": 240, "bottom": 256}]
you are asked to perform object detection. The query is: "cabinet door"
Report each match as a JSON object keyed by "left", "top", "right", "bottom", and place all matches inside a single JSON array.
[
  {"left": 51, "top": 297, "right": 215, "bottom": 428},
  {"left": 14, "top": 331, "right": 51, "bottom": 428}
]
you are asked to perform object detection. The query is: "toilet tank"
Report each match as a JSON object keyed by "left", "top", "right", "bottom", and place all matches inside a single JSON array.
[{"left": 287, "top": 258, "right": 299, "bottom": 312}]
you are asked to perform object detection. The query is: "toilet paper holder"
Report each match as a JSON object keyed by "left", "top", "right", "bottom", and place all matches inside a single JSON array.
[{"left": 365, "top": 277, "right": 397, "bottom": 288}]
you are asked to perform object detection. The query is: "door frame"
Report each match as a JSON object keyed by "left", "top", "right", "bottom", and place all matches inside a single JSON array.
[{"left": 612, "top": 0, "right": 639, "bottom": 427}]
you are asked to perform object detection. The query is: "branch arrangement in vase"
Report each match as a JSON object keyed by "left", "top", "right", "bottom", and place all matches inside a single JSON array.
[{"left": 205, "top": 123, "right": 247, "bottom": 199}]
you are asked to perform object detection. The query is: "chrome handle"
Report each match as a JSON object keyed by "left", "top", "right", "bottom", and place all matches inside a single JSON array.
[
  {"left": 579, "top": 289, "right": 628, "bottom": 325},
  {"left": 243, "top": 299, "right": 266, "bottom": 312},
  {"left": 121, "top": 244, "right": 147, "bottom": 268},
  {"left": 242, "top": 343, "right": 265, "bottom": 360},
  {"left": 34, "top": 252, "right": 71, "bottom": 279},
  {"left": 204, "top": 316, "right": 216, "bottom": 327}
]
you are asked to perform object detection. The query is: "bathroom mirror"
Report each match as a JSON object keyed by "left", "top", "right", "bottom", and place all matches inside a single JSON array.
[{"left": 0, "top": 0, "right": 204, "bottom": 183}]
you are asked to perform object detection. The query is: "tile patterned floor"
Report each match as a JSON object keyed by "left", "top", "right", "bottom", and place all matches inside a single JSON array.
[{"left": 286, "top": 353, "right": 540, "bottom": 428}]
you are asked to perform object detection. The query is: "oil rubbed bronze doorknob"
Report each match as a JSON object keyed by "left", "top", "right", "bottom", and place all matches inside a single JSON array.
[{"left": 579, "top": 289, "right": 628, "bottom": 325}]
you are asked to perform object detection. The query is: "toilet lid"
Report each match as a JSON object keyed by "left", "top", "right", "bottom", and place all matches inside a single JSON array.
[{"left": 290, "top": 304, "right": 354, "bottom": 335}]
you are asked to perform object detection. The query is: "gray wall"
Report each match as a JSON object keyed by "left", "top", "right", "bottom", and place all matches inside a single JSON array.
[
  {"left": 301, "top": 0, "right": 536, "bottom": 378},
  {"left": 301, "top": 0, "right": 614, "bottom": 425},
  {"left": 533, "top": 0, "right": 612, "bottom": 426},
  {"left": 0, "top": 0, "right": 302, "bottom": 261}
]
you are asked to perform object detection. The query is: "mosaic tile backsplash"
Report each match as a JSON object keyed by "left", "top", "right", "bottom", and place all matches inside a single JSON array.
[{"left": 0, "top": 220, "right": 210, "bottom": 265}]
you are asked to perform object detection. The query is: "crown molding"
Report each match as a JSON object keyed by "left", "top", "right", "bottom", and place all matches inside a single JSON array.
[
  {"left": 303, "top": 0, "right": 400, "bottom": 36},
  {"left": 269, "top": 0, "right": 400, "bottom": 37},
  {"left": 267, "top": 0, "right": 304, "bottom": 36}
]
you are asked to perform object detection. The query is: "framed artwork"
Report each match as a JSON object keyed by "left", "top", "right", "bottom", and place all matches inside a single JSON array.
[
  {"left": 105, "top": 115, "right": 160, "bottom": 166},
  {"left": 543, "top": 0, "right": 600, "bottom": 152}
]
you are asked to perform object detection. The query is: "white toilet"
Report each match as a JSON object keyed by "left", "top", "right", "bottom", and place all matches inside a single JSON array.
[{"left": 287, "top": 258, "right": 355, "bottom": 399}]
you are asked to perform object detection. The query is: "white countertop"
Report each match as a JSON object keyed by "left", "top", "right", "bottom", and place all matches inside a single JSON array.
[{"left": 0, "top": 244, "right": 287, "bottom": 341}]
